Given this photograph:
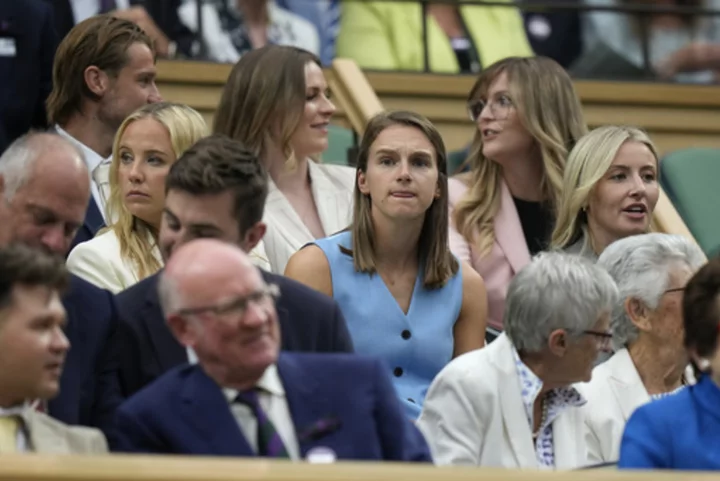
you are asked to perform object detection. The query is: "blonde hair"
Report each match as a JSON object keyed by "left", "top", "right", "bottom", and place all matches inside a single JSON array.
[
  {"left": 551, "top": 125, "right": 659, "bottom": 249},
  {"left": 346, "top": 111, "right": 458, "bottom": 289},
  {"left": 453, "top": 57, "right": 587, "bottom": 256},
  {"left": 106, "top": 102, "right": 208, "bottom": 279}
]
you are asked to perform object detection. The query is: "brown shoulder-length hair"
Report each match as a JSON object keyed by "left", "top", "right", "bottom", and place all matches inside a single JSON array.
[
  {"left": 347, "top": 110, "right": 459, "bottom": 290},
  {"left": 46, "top": 15, "right": 153, "bottom": 126},
  {"left": 213, "top": 45, "right": 320, "bottom": 169}
]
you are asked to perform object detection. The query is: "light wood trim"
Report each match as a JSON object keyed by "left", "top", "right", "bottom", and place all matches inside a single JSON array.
[
  {"left": 0, "top": 455, "right": 717, "bottom": 481},
  {"left": 329, "top": 59, "right": 384, "bottom": 135}
]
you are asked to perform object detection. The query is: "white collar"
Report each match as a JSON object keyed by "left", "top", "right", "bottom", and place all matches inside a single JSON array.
[
  {"left": 54, "top": 124, "right": 110, "bottom": 173},
  {"left": 222, "top": 364, "right": 285, "bottom": 402}
]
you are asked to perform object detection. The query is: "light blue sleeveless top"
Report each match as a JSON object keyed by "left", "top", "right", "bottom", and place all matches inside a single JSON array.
[{"left": 313, "top": 231, "right": 463, "bottom": 419}]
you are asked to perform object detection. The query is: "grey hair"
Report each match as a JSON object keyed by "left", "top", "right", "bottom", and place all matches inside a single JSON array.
[
  {"left": 597, "top": 233, "right": 706, "bottom": 350},
  {"left": 504, "top": 251, "right": 619, "bottom": 353},
  {"left": 0, "top": 132, "right": 87, "bottom": 201},
  {"left": 157, "top": 271, "right": 183, "bottom": 318}
]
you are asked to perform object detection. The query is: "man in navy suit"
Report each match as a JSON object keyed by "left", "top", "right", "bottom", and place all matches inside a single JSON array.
[
  {"left": 0, "top": 0, "right": 57, "bottom": 154},
  {"left": 0, "top": 132, "right": 120, "bottom": 431},
  {"left": 112, "top": 238, "right": 430, "bottom": 461},
  {"left": 114, "top": 135, "right": 353, "bottom": 401},
  {"left": 45, "top": 15, "right": 162, "bottom": 250}
]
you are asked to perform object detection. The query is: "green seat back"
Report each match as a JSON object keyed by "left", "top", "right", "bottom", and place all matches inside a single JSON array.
[
  {"left": 447, "top": 149, "right": 469, "bottom": 174},
  {"left": 323, "top": 124, "right": 355, "bottom": 166},
  {"left": 660, "top": 148, "right": 720, "bottom": 257}
]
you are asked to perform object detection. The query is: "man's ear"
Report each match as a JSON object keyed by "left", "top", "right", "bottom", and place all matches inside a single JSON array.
[
  {"left": 242, "top": 221, "right": 267, "bottom": 253},
  {"left": 625, "top": 297, "right": 652, "bottom": 332},
  {"left": 166, "top": 314, "right": 194, "bottom": 348},
  {"left": 547, "top": 328, "right": 569, "bottom": 357},
  {"left": 84, "top": 65, "right": 110, "bottom": 97}
]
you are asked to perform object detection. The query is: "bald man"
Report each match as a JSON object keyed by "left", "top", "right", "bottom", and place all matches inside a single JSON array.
[
  {"left": 0, "top": 132, "right": 120, "bottom": 431},
  {"left": 111, "top": 239, "right": 431, "bottom": 462}
]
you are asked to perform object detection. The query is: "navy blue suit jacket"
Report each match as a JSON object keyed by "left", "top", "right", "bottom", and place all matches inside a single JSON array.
[
  {"left": 50, "top": 275, "right": 121, "bottom": 432},
  {"left": 0, "top": 0, "right": 56, "bottom": 154},
  {"left": 111, "top": 353, "right": 431, "bottom": 461},
  {"left": 70, "top": 196, "right": 104, "bottom": 253},
  {"left": 113, "top": 270, "right": 353, "bottom": 403},
  {"left": 619, "top": 375, "right": 720, "bottom": 470}
]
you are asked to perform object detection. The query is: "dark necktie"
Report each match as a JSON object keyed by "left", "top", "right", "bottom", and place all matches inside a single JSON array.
[
  {"left": 235, "top": 390, "right": 290, "bottom": 458},
  {"left": 98, "top": 0, "right": 117, "bottom": 13}
]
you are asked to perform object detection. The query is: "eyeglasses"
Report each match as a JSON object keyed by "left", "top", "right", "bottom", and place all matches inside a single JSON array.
[
  {"left": 664, "top": 287, "right": 685, "bottom": 295},
  {"left": 175, "top": 284, "right": 280, "bottom": 320},
  {"left": 467, "top": 94, "right": 513, "bottom": 122},
  {"left": 582, "top": 329, "right": 613, "bottom": 351}
]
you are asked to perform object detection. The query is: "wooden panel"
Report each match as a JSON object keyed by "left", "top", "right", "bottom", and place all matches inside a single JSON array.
[
  {"left": 0, "top": 455, "right": 718, "bottom": 481},
  {"left": 156, "top": 60, "right": 720, "bottom": 156}
]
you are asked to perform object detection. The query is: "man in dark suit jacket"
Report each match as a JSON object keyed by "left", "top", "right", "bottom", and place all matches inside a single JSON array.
[
  {"left": 0, "top": 132, "right": 120, "bottom": 431},
  {"left": 45, "top": 15, "right": 162, "bottom": 250},
  {"left": 0, "top": 0, "right": 56, "bottom": 154},
  {"left": 46, "top": 0, "right": 195, "bottom": 58},
  {"left": 114, "top": 134, "right": 353, "bottom": 402},
  {"left": 112, "top": 238, "right": 429, "bottom": 462}
]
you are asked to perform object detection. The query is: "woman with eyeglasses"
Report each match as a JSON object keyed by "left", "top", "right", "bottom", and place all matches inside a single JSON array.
[
  {"left": 618, "top": 254, "right": 720, "bottom": 470},
  {"left": 551, "top": 126, "right": 661, "bottom": 261},
  {"left": 449, "top": 56, "right": 587, "bottom": 334},
  {"left": 417, "top": 252, "right": 618, "bottom": 468},
  {"left": 579, "top": 233, "right": 705, "bottom": 465}
]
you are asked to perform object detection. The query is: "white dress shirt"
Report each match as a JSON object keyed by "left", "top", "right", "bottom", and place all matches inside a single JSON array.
[
  {"left": 54, "top": 125, "right": 111, "bottom": 222},
  {"left": 222, "top": 365, "right": 300, "bottom": 460},
  {"left": 70, "top": 0, "right": 131, "bottom": 23}
]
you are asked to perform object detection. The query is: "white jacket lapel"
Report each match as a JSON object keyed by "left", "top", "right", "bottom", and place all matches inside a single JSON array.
[
  {"left": 607, "top": 349, "right": 650, "bottom": 421},
  {"left": 22, "top": 410, "right": 69, "bottom": 454},
  {"left": 552, "top": 405, "right": 588, "bottom": 469},
  {"left": 308, "top": 162, "right": 354, "bottom": 237},
  {"left": 493, "top": 336, "right": 538, "bottom": 468}
]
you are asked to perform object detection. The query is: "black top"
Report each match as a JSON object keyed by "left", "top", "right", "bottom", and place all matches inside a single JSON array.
[{"left": 513, "top": 197, "right": 553, "bottom": 255}]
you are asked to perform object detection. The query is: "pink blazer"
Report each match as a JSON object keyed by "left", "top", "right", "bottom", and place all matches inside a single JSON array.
[{"left": 448, "top": 177, "right": 531, "bottom": 330}]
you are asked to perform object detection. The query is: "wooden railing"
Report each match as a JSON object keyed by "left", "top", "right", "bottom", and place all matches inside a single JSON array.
[
  {"left": 0, "top": 455, "right": 716, "bottom": 481},
  {"left": 156, "top": 60, "right": 720, "bottom": 156}
]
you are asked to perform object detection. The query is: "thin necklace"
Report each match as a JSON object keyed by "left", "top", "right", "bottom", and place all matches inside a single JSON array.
[{"left": 532, "top": 397, "right": 549, "bottom": 438}]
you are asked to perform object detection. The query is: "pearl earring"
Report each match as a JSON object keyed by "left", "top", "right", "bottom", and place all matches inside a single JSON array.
[{"left": 698, "top": 358, "right": 711, "bottom": 371}]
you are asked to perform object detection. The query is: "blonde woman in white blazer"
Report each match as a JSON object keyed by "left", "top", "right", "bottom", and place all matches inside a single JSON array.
[
  {"left": 581, "top": 233, "right": 705, "bottom": 463},
  {"left": 67, "top": 103, "right": 209, "bottom": 293},
  {"left": 417, "top": 252, "right": 618, "bottom": 469},
  {"left": 213, "top": 45, "right": 354, "bottom": 274}
]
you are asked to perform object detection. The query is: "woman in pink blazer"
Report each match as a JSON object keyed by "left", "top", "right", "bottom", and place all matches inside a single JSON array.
[{"left": 448, "top": 56, "right": 587, "bottom": 332}]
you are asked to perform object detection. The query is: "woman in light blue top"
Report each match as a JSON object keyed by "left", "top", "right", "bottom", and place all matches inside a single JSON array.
[{"left": 285, "top": 110, "right": 488, "bottom": 418}]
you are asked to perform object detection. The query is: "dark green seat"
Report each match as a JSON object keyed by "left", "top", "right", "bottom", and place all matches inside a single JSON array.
[
  {"left": 323, "top": 124, "right": 355, "bottom": 166},
  {"left": 660, "top": 148, "right": 720, "bottom": 257},
  {"left": 448, "top": 148, "right": 470, "bottom": 174}
]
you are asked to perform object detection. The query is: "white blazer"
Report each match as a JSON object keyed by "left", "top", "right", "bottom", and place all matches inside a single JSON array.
[
  {"left": 67, "top": 230, "right": 162, "bottom": 293},
  {"left": 68, "top": 230, "right": 272, "bottom": 293},
  {"left": 416, "top": 334, "right": 589, "bottom": 469},
  {"left": 264, "top": 162, "right": 355, "bottom": 274},
  {"left": 578, "top": 348, "right": 695, "bottom": 464}
]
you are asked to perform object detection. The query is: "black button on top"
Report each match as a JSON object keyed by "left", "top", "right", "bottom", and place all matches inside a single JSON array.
[
  {"left": 393, "top": 367, "right": 403, "bottom": 377},
  {"left": 401, "top": 329, "right": 411, "bottom": 340},
  {"left": 407, "top": 398, "right": 416, "bottom": 404}
]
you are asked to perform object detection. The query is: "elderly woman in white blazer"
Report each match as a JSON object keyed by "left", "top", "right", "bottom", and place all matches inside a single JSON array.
[
  {"left": 213, "top": 45, "right": 354, "bottom": 274},
  {"left": 580, "top": 233, "right": 706, "bottom": 464},
  {"left": 417, "top": 252, "right": 618, "bottom": 469}
]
